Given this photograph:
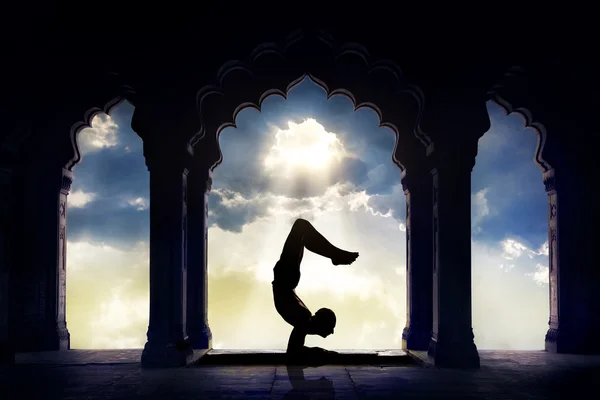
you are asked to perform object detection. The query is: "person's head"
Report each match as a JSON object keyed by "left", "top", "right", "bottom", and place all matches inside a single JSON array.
[{"left": 309, "top": 308, "right": 336, "bottom": 338}]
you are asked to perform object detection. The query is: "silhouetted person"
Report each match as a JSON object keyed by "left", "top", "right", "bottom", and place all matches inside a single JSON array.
[{"left": 272, "top": 218, "right": 359, "bottom": 364}]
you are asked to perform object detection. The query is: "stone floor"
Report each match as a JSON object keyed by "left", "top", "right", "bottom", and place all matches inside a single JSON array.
[{"left": 2, "top": 349, "right": 600, "bottom": 399}]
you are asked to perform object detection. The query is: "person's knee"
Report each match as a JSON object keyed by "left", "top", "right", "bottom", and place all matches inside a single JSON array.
[{"left": 292, "top": 218, "right": 309, "bottom": 231}]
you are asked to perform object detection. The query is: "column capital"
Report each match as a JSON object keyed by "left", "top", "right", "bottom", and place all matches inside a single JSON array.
[
  {"left": 426, "top": 141, "right": 478, "bottom": 175},
  {"left": 188, "top": 159, "right": 213, "bottom": 194},
  {"left": 142, "top": 139, "right": 194, "bottom": 174},
  {"left": 543, "top": 168, "right": 556, "bottom": 193},
  {"left": 131, "top": 101, "right": 201, "bottom": 145},
  {"left": 60, "top": 168, "right": 73, "bottom": 195},
  {"left": 401, "top": 167, "right": 431, "bottom": 194}
]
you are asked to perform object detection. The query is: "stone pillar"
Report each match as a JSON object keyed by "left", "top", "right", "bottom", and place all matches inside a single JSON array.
[
  {"left": 10, "top": 163, "right": 71, "bottom": 352},
  {"left": 401, "top": 168, "right": 433, "bottom": 351},
  {"left": 0, "top": 167, "right": 14, "bottom": 363},
  {"left": 544, "top": 168, "right": 600, "bottom": 353},
  {"left": 186, "top": 164, "right": 213, "bottom": 350},
  {"left": 427, "top": 148, "right": 480, "bottom": 368},
  {"left": 141, "top": 142, "right": 195, "bottom": 368}
]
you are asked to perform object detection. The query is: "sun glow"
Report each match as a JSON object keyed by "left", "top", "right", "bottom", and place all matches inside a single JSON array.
[{"left": 264, "top": 119, "right": 345, "bottom": 173}]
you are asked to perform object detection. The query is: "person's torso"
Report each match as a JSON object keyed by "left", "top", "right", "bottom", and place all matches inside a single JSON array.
[{"left": 272, "top": 260, "right": 301, "bottom": 290}]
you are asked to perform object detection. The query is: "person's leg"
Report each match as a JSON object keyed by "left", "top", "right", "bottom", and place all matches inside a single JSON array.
[{"left": 280, "top": 218, "right": 358, "bottom": 265}]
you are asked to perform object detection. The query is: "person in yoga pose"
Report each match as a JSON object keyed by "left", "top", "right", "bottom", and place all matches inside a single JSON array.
[{"left": 272, "top": 218, "right": 359, "bottom": 362}]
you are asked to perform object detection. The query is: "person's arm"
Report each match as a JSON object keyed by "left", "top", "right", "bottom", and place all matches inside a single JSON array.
[{"left": 287, "top": 326, "right": 307, "bottom": 354}]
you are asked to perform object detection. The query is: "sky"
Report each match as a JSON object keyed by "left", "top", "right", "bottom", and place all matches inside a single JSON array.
[{"left": 65, "top": 78, "right": 550, "bottom": 350}]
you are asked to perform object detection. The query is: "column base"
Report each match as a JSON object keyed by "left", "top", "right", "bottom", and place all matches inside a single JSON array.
[
  {"left": 402, "top": 325, "right": 431, "bottom": 351},
  {"left": 12, "top": 323, "right": 70, "bottom": 352},
  {"left": 141, "top": 341, "right": 196, "bottom": 368},
  {"left": 545, "top": 327, "right": 600, "bottom": 354},
  {"left": 428, "top": 336, "right": 480, "bottom": 368},
  {"left": 42, "top": 324, "right": 70, "bottom": 351},
  {"left": 189, "top": 324, "right": 212, "bottom": 350}
]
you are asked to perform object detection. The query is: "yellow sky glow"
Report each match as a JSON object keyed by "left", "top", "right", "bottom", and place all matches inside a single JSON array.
[{"left": 66, "top": 114, "right": 549, "bottom": 351}]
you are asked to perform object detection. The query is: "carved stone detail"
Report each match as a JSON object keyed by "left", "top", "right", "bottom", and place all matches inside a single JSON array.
[
  {"left": 60, "top": 174, "right": 73, "bottom": 194},
  {"left": 59, "top": 225, "right": 66, "bottom": 270},
  {"left": 544, "top": 169, "right": 556, "bottom": 193},
  {"left": 193, "top": 30, "right": 429, "bottom": 172},
  {"left": 64, "top": 74, "right": 136, "bottom": 172},
  {"left": 487, "top": 66, "right": 553, "bottom": 174}
]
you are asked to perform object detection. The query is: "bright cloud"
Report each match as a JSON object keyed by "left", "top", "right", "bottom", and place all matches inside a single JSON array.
[
  {"left": 127, "top": 197, "right": 149, "bottom": 211},
  {"left": 68, "top": 190, "right": 96, "bottom": 208},
  {"left": 501, "top": 238, "right": 529, "bottom": 259},
  {"left": 66, "top": 239, "right": 149, "bottom": 349},
  {"left": 527, "top": 264, "right": 550, "bottom": 285},
  {"left": 77, "top": 113, "right": 119, "bottom": 156},
  {"left": 264, "top": 119, "right": 346, "bottom": 173},
  {"left": 501, "top": 238, "right": 549, "bottom": 263},
  {"left": 89, "top": 287, "right": 149, "bottom": 349},
  {"left": 67, "top": 240, "right": 149, "bottom": 272}
]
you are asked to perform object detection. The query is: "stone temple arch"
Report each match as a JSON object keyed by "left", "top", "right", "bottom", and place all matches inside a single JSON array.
[
  {"left": 2, "top": 26, "right": 598, "bottom": 369},
  {"left": 487, "top": 65, "right": 597, "bottom": 354},
  {"left": 3, "top": 74, "right": 137, "bottom": 354},
  {"left": 131, "top": 29, "right": 492, "bottom": 368}
]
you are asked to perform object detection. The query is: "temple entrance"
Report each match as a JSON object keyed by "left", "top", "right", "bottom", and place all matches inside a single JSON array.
[
  {"left": 207, "top": 77, "right": 407, "bottom": 350},
  {"left": 65, "top": 101, "right": 151, "bottom": 349},
  {"left": 471, "top": 101, "right": 549, "bottom": 350}
]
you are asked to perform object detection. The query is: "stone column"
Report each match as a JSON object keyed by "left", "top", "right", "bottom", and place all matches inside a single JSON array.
[
  {"left": 186, "top": 164, "right": 213, "bottom": 350},
  {"left": 401, "top": 168, "right": 433, "bottom": 351},
  {"left": 53, "top": 167, "right": 71, "bottom": 351},
  {"left": 141, "top": 142, "right": 195, "bottom": 368},
  {"left": 544, "top": 168, "right": 600, "bottom": 353},
  {"left": 427, "top": 148, "right": 480, "bottom": 368},
  {"left": 10, "top": 163, "right": 71, "bottom": 352},
  {"left": 0, "top": 167, "right": 14, "bottom": 363}
]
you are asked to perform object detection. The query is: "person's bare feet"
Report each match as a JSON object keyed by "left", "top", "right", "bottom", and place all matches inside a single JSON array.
[{"left": 331, "top": 250, "right": 359, "bottom": 266}]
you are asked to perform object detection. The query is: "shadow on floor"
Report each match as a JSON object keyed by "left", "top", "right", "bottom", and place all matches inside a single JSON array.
[{"left": 195, "top": 349, "right": 416, "bottom": 366}]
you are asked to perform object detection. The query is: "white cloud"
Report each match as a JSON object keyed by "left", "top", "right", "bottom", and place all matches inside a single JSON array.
[
  {"left": 527, "top": 264, "right": 550, "bottom": 285},
  {"left": 537, "top": 241, "right": 549, "bottom": 257},
  {"left": 472, "top": 188, "right": 490, "bottom": 230},
  {"left": 501, "top": 238, "right": 550, "bottom": 263},
  {"left": 77, "top": 113, "right": 119, "bottom": 156},
  {"left": 68, "top": 190, "right": 96, "bottom": 208},
  {"left": 471, "top": 239, "right": 549, "bottom": 350},
  {"left": 127, "top": 197, "right": 148, "bottom": 211},
  {"left": 66, "top": 240, "right": 150, "bottom": 349},
  {"left": 89, "top": 286, "right": 148, "bottom": 349},
  {"left": 501, "top": 238, "right": 529, "bottom": 260},
  {"left": 264, "top": 119, "right": 347, "bottom": 174},
  {"left": 67, "top": 240, "right": 149, "bottom": 273}
]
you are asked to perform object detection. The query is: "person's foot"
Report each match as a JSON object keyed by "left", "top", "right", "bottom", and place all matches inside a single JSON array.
[{"left": 331, "top": 250, "right": 359, "bottom": 266}]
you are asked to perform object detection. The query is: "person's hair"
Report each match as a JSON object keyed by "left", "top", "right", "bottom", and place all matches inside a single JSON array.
[{"left": 314, "top": 307, "right": 336, "bottom": 327}]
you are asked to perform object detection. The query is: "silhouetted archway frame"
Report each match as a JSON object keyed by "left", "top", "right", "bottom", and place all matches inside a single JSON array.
[
  {"left": 6, "top": 75, "right": 139, "bottom": 353},
  {"left": 487, "top": 66, "right": 565, "bottom": 351},
  {"left": 67, "top": 76, "right": 137, "bottom": 171},
  {"left": 181, "top": 30, "right": 440, "bottom": 355},
  {"left": 9, "top": 28, "right": 578, "bottom": 360},
  {"left": 191, "top": 30, "right": 432, "bottom": 173},
  {"left": 487, "top": 66, "right": 554, "bottom": 173}
]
